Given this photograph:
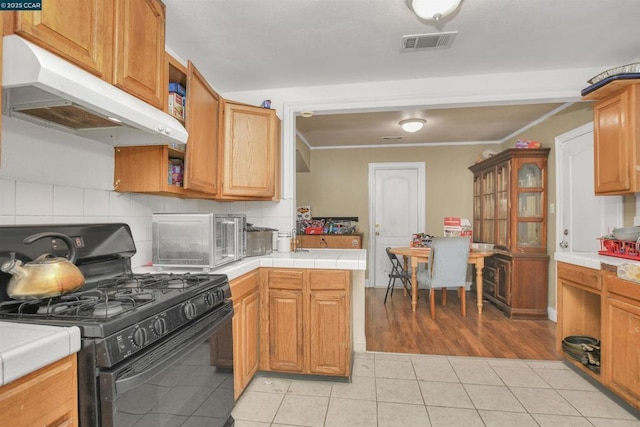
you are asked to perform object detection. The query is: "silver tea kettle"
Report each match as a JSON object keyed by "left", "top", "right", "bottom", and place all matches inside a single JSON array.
[{"left": 1, "top": 232, "right": 85, "bottom": 299}]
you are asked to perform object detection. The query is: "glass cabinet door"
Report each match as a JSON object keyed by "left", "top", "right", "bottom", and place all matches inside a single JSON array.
[
  {"left": 481, "top": 169, "right": 495, "bottom": 243},
  {"left": 516, "top": 162, "right": 544, "bottom": 249},
  {"left": 496, "top": 162, "right": 509, "bottom": 247},
  {"left": 473, "top": 174, "right": 481, "bottom": 240}
]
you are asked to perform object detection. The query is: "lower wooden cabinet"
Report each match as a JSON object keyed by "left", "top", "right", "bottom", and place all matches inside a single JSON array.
[
  {"left": 297, "top": 233, "right": 363, "bottom": 249},
  {"left": 483, "top": 253, "right": 549, "bottom": 319},
  {"left": 260, "top": 268, "right": 351, "bottom": 377},
  {"left": 557, "top": 262, "right": 640, "bottom": 411},
  {"left": 0, "top": 354, "right": 78, "bottom": 427},
  {"left": 603, "top": 272, "right": 640, "bottom": 409},
  {"left": 230, "top": 270, "right": 260, "bottom": 399}
]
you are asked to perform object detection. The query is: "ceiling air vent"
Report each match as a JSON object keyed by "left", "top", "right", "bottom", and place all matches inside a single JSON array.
[{"left": 402, "top": 31, "right": 458, "bottom": 51}]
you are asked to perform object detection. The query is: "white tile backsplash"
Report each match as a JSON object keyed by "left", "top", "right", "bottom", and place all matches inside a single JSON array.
[
  {"left": 2, "top": 122, "right": 292, "bottom": 267},
  {"left": 108, "top": 192, "right": 130, "bottom": 217},
  {"left": 130, "top": 194, "right": 152, "bottom": 217},
  {"left": 84, "top": 189, "right": 110, "bottom": 216},
  {"left": 16, "top": 182, "right": 54, "bottom": 216},
  {"left": 0, "top": 216, "right": 16, "bottom": 225},
  {"left": 163, "top": 197, "right": 179, "bottom": 212},
  {"left": 0, "top": 179, "right": 16, "bottom": 215},
  {"left": 53, "top": 186, "right": 84, "bottom": 216}
]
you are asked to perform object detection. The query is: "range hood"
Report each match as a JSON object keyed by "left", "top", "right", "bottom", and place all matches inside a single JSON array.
[{"left": 2, "top": 35, "right": 188, "bottom": 146}]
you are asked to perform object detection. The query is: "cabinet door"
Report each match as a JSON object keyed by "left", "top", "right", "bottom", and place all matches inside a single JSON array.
[
  {"left": 515, "top": 160, "right": 546, "bottom": 251},
  {"left": 184, "top": 62, "right": 220, "bottom": 194},
  {"left": 496, "top": 162, "right": 510, "bottom": 248},
  {"left": 221, "top": 102, "right": 278, "bottom": 198},
  {"left": 495, "top": 256, "right": 511, "bottom": 304},
  {"left": 482, "top": 256, "right": 496, "bottom": 298},
  {"left": 309, "top": 290, "right": 349, "bottom": 375},
  {"left": 241, "top": 290, "right": 260, "bottom": 388},
  {"left": 14, "top": 0, "right": 114, "bottom": 81},
  {"left": 113, "top": 0, "right": 165, "bottom": 108},
  {"left": 605, "top": 296, "right": 640, "bottom": 407},
  {"left": 0, "top": 355, "right": 77, "bottom": 426},
  {"left": 594, "top": 89, "right": 632, "bottom": 194},
  {"left": 268, "top": 290, "right": 304, "bottom": 372},
  {"left": 472, "top": 174, "right": 481, "bottom": 241},
  {"left": 480, "top": 169, "right": 496, "bottom": 243}
]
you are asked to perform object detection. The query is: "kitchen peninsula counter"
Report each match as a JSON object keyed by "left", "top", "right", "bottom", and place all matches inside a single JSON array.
[
  {"left": 0, "top": 322, "right": 80, "bottom": 386},
  {"left": 136, "top": 249, "right": 368, "bottom": 352}
]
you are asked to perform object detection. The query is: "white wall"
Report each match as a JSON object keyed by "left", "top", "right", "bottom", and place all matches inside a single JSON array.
[{"left": 0, "top": 117, "right": 294, "bottom": 268}]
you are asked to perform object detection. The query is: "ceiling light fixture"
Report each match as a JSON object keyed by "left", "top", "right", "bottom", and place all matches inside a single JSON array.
[
  {"left": 300, "top": 111, "right": 314, "bottom": 118},
  {"left": 399, "top": 118, "right": 426, "bottom": 133},
  {"left": 411, "top": 0, "right": 463, "bottom": 21}
]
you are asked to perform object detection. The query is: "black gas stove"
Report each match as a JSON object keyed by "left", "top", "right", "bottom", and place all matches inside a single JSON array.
[{"left": 0, "top": 223, "right": 235, "bottom": 427}]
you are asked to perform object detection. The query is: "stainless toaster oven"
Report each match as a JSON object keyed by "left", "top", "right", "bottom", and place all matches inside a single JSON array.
[{"left": 152, "top": 213, "right": 246, "bottom": 270}]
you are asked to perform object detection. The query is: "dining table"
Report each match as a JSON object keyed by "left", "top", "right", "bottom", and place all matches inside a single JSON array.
[{"left": 389, "top": 246, "right": 494, "bottom": 313}]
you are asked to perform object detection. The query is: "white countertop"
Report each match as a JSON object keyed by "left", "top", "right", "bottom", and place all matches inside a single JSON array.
[
  {"left": 0, "top": 249, "right": 366, "bottom": 387},
  {"left": 135, "top": 249, "right": 368, "bottom": 281},
  {"left": 0, "top": 322, "right": 81, "bottom": 386},
  {"left": 554, "top": 251, "right": 640, "bottom": 270}
]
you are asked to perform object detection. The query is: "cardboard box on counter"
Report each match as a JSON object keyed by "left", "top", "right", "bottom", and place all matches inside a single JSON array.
[{"left": 443, "top": 217, "right": 472, "bottom": 240}]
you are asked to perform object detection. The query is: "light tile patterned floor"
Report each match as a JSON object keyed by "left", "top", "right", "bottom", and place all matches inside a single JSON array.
[{"left": 231, "top": 352, "right": 640, "bottom": 427}]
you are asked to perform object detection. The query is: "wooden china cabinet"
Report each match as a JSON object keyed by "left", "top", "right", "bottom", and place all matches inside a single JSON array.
[{"left": 469, "top": 148, "right": 550, "bottom": 319}]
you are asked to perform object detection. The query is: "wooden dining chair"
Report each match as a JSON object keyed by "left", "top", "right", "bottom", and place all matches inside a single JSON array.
[
  {"left": 384, "top": 247, "right": 412, "bottom": 304},
  {"left": 416, "top": 237, "right": 470, "bottom": 319}
]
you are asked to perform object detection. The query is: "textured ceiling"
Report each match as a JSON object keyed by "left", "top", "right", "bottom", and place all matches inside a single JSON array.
[{"left": 163, "top": 0, "right": 638, "bottom": 147}]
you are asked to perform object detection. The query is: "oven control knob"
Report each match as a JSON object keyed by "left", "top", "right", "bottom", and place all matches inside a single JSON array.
[
  {"left": 132, "top": 327, "right": 148, "bottom": 347},
  {"left": 152, "top": 318, "right": 168, "bottom": 336},
  {"left": 183, "top": 301, "right": 197, "bottom": 320},
  {"left": 204, "top": 292, "right": 214, "bottom": 307}
]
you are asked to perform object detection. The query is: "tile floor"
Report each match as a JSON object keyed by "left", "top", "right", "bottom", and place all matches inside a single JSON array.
[{"left": 231, "top": 352, "right": 640, "bottom": 427}]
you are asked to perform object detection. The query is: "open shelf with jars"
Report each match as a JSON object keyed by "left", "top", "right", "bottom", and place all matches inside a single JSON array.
[{"left": 469, "top": 148, "right": 550, "bottom": 318}]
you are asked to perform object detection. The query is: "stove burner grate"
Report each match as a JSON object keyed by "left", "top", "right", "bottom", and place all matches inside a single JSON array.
[{"left": 0, "top": 287, "right": 156, "bottom": 319}]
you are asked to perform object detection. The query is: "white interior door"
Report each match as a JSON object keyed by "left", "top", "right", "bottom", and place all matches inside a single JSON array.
[
  {"left": 556, "top": 123, "right": 622, "bottom": 252},
  {"left": 368, "top": 163, "right": 425, "bottom": 287}
]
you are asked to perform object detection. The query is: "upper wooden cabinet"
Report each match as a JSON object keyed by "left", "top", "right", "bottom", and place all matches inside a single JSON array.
[
  {"left": 113, "top": 0, "right": 165, "bottom": 108},
  {"left": 11, "top": 0, "right": 114, "bottom": 81},
  {"left": 114, "top": 57, "right": 220, "bottom": 198},
  {"left": 218, "top": 101, "right": 281, "bottom": 200},
  {"left": 183, "top": 60, "right": 221, "bottom": 195},
  {"left": 9, "top": 0, "right": 165, "bottom": 108},
  {"left": 583, "top": 81, "right": 640, "bottom": 195}
]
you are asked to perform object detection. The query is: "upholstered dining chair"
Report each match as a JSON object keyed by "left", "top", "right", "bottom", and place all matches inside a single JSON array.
[
  {"left": 417, "top": 237, "right": 470, "bottom": 319},
  {"left": 384, "top": 247, "right": 412, "bottom": 304}
]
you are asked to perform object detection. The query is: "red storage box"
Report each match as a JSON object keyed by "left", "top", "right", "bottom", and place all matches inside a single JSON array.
[{"left": 305, "top": 227, "right": 324, "bottom": 234}]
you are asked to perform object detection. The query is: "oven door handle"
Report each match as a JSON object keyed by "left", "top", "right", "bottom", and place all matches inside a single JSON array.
[{"left": 100, "top": 305, "right": 232, "bottom": 399}]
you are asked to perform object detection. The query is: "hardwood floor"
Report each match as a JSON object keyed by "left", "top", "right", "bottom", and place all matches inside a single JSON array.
[{"left": 365, "top": 287, "right": 562, "bottom": 360}]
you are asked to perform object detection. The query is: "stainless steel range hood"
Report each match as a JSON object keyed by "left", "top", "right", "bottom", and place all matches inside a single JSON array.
[{"left": 2, "top": 35, "right": 188, "bottom": 146}]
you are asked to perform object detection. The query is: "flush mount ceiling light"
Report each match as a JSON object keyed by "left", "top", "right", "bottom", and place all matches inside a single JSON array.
[
  {"left": 300, "top": 111, "right": 314, "bottom": 118},
  {"left": 399, "top": 118, "right": 426, "bottom": 133},
  {"left": 411, "top": 0, "right": 463, "bottom": 21}
]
